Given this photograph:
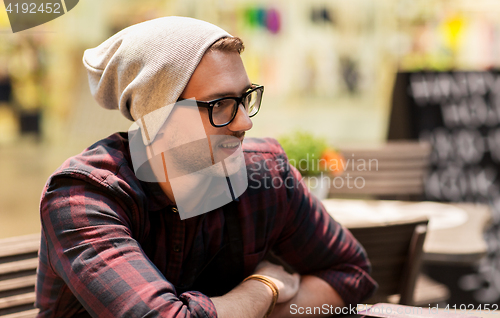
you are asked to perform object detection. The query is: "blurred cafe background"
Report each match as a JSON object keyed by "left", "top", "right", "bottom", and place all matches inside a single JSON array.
[{"left": 3, "top": 0, "right": 500, "bottom": 310}]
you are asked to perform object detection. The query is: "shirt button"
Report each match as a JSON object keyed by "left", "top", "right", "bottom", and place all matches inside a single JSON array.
[
  {"left": 173, "top": 245, "right": 181, "bottom": 253},
  {"left": 172, "top": 207, "right": 178, "bottom": 213}
]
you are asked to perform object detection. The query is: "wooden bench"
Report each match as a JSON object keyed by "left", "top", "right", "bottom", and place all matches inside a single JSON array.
[
  {"left": 0, "top": 234, "right": 40, "bottom": 318},
  {"left": 329, "top": 141, "right": 432, "bottom": 199}
]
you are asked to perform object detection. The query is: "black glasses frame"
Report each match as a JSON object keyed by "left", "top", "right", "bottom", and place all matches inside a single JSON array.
[{"left": 177, "top": 84, "right": 264, "bottom": 127}]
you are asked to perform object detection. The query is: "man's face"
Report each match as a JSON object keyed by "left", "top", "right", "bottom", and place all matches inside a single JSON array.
[
  {"left": 154, "top": 50, "right": 253, "bottom": 178},
  {"left": 180, "top": 49, "right": 253, "bottom": 139}
]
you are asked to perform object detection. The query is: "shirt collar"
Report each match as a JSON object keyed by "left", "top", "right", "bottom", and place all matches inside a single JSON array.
[{"left": 143, "top": 180, "right": 175, "bottom": 211}]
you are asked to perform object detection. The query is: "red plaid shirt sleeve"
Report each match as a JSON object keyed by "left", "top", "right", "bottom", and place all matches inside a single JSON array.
[
  {"left": 37, "top": 172, "right": 216, "bottom": 318},
  {"left": 265, "top": 152, "right": 377, "bottom": 305}
]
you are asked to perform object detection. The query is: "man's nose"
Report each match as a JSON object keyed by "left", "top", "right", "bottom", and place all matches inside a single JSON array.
[{"left": 228, "top": 104, "right": 253, "bottom": 132}]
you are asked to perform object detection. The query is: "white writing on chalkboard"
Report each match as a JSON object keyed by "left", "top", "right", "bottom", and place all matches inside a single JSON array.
[
  {"left": 420, "top": 128, "right": 491, "bottom": 165},
  {"left": 410, "top": 72, "right": 500, "bottom": 105},
  {"left": 425, "top": 166, "right": 497, "bottom": 201},
  {"left": 440, "top": 95, "right": 500, "bottom": 128}
]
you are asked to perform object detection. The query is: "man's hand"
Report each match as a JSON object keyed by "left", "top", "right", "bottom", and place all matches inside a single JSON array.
[
  {"left": 271, "top": 275, "right": 346, "bottom": 318},
  {"left": 254, "top": 260, "right": 300, "bottom": 303},
  {"left": 211, "top": 260, "right": 301, "bottom": 318}
]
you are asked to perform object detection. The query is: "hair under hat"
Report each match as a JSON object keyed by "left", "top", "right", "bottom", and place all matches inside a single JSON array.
[{"left": 83, "top": 16, "right": 232, "bottom": 144}]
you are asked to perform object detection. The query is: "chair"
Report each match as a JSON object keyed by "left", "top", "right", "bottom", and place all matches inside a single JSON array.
[
  {"left": 0, "top": 233, "right": 39, "bottom": 318},
  {"left": 348, "top": 219, "right": 429, "bottom": 305},
  {"left": 328, "top": 141, "right": 431, "bottom": 200}
]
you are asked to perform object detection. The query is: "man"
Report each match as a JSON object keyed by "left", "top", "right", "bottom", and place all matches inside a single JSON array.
[{"left": 35, "top": 17, "right": 376, "bottom": 317}]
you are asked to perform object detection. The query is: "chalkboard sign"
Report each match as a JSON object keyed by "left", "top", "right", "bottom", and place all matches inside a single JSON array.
[
  {"left": 390, "top": 71, "right": 500, "bottom": 204},
  {"left": 389, "top": 71, "right": 500, "bottom": 304}
]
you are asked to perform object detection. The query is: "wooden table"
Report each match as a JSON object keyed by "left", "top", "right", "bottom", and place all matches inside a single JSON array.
[{"left": 322, "top": 199, "right": 492, "bottom": 265}]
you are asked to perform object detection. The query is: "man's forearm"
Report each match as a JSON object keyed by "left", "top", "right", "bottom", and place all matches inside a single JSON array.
[
  {"left": 211, "top": 279, "right": 273, "bottom": 318},
  {"left": 270, "top": 275, "right": 345, "bottom": 318}
]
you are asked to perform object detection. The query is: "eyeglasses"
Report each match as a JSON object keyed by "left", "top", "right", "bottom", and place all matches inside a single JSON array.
[{"left": 177, "top": 84, "right": 264, "bottom": 127}]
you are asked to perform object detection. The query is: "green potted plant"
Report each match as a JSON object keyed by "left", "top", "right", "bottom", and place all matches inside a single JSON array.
[{"left": 278, "top": 130, "right": 344, "bottom": 199}]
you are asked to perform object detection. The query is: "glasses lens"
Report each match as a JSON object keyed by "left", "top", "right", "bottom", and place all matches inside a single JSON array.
[
  {"left": 209, "top": 87, "right": 263, "bottom": 127},
  {"left": 245, "top": 88, "right": 262, "bottom": 117},
  {"left": 212, "top": 99, "right": 237, "bottom": 126}
]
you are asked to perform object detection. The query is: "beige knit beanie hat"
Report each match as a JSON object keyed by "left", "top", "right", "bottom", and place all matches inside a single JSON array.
[{"left": 83, "top": 16, "right": 231, "bottom": 144}]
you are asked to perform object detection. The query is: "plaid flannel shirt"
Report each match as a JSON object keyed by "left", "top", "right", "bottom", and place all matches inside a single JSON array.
[{"left": 35, "top": 133, "right": 376, "bottom": 317}]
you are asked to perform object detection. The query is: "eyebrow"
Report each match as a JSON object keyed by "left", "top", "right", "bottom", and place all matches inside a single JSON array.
[{"left": 201, "top": 84, "right": 253, "bottom": 101}]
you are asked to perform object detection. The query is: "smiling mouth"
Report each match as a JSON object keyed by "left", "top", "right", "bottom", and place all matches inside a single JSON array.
[
  {"left": 217, "top": 135, "right": 244, "bottom": 149},
  {"left": 219, "top": 141, "right": 241, "bottom": 149}
]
